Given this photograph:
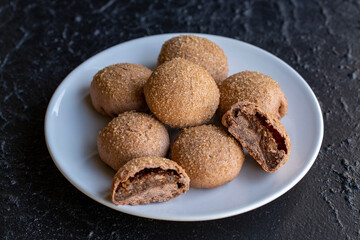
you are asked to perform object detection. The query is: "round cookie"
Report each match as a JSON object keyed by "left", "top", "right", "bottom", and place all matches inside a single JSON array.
[
  {"left": 144, "top": 58, "right": 220, "bottom": 129},
  {"left": 218, "top": 71, "right": 288, "bottom": 119},
  {"left": 171, "top": 125, "right": 245, "bottom": 188},
  {"left": 111, "top": 156, "right": 190, "bottom": 206},
  {"left": 157, "top": 35, "right": 229, "bottom": 84},
  {"left": 97, "top": 111, "right": 170, "bottom": 170},
  {"left": 90, "top": 63, "right": 152, "bottom": 117}
]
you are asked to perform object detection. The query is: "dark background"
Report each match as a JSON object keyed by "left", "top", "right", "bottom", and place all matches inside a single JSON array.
[{"left": 1, "top": 0, "right": 359, "bottom": 239}]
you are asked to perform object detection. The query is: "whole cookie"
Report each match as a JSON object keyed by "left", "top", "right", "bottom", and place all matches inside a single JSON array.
[
  {"left": 97, "top": 111, "right": 170, "bottom": 170},
  {"left": 144, "top": 58, "right": 220, "bottom": 129},
  {"left": 219, "top": 71, "right": 288, "bottom": 119},
  {"left": 90, "top": 63, "right": 152, "bottom": 117},
  {"left": 111, "top": 156, "right": 190, "bottom": 206},
  {"left": 171, "top": 125, "right": 245, "bottom": 188},
  {"left": 157, "top": 35, "right": 229, "bottom": 84},
  {"left": 222, "top": 101, "right": 291, "bottom": 173}
]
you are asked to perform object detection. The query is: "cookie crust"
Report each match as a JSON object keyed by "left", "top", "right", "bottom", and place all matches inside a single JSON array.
[
  {"left": 157, "top": 35, "right": 229, "bottom": 84},
  {"left": 90, "top": 63, "right": 152, "bottom": 117},
  {"left": 97, "top": 111, "right": 170, "bottom": 171},
  {"left": 171, "top": 125, "right": 244, "bottom": 188},
  {"left": 219, "top": 71, "right": 288, "bottom": 119},
  {"left": 144, "top": 58, "right": 220, "bottom": 128}
]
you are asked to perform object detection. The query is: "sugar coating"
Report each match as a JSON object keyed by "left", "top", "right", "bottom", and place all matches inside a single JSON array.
[
  {"left": 144, "top": 58, "right": 220, "bottom": 129},
  {"left": 218, "top": 71, "right": 288, "bottom": 119},
  {"left": 158, "top": 35, "right": 229, "bottom": 84},
  {"left": 171, "top": 125, "right": 245, "bottom": 188},
  {"left": 90, "top": 63, "right": 152, "bottom": 117},
  {"left": 97, "top": 111, "right": 170, "bottom": 171}
]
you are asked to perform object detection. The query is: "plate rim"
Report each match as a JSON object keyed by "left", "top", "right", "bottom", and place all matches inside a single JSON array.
[{"left": 44, "top": 33, "right": 324, "bottom": 221}]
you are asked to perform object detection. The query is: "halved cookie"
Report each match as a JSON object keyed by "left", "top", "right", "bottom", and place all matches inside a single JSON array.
[
  {"left": 111, "top": 156, "right": 190, "bottom": 206},
  {"left": 222, "top": 101, "right": 291, "bottom": 172}
]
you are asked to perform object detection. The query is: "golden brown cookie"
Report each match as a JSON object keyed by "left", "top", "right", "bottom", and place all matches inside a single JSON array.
[
  {"left": 157, "top": 35, "right": 229, "bottom": 84},
  {"left": 144, "top": 58, "right": 220, "bottom": 129},
  {"left": 222, "top": 101, "right": 291, "bottom": 173},
  {"left": 90, "top": 63, "right": 152, "bottom": 117},
  {"left": 111, "top": 156, "right": 190, "bottom": 206},
  {"left": 218, "top": 71, "right": 288, "bottom": 119},
  {"left": 97, "top": 111, "right": 170, "bottom": 170},
  {"left": 171, "top": 125, "right": 244, "bottom": 188}
]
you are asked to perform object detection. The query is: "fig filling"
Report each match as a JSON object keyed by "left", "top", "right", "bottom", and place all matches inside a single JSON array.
[
  {"left": 114, "top": 168, "right": 183, "bottom": 201},
  {"left": 234, "top": 110, "right": 287, "bottom": 170}
]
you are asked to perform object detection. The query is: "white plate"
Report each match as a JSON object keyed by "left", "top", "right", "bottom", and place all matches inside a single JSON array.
[{"left": 45, "top": 33, "right": 323, "bottom": 221}]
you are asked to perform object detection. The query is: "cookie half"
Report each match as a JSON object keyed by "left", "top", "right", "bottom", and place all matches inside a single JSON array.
[
  {"left": 222, "top": 101, "right": 291, "bottom": 172},
  {"left": 111, "top": 157, "right": 190, "bottom": 206}
]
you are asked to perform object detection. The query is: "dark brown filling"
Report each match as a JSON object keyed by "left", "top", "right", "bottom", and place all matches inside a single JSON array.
[
  {"left": 115, "top": 168, "right": 182, "bottom": 202},
  {"left": 235, "top": 110, "right": 287, "bottom": 169},
  {"left": 255, "top": 113, "right": 287, "bottom": 153}
]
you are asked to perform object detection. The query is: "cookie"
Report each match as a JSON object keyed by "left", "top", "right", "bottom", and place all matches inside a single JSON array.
[
  {"left": 111, "top": 156, "right": 190, "bottom": 205},
  {"left": 222, "top": 101, "right": 291, "bottom": 172},
  {"left": 219, "top": 71, "right": 288, "bottom": 119},
  {"left": 90, "top": 63, "right": 152, "bottom": 117},
  {"left": 97, "top": 111, "right": 170, "bottom": 170},
  {"left": 171, "top": 125, "right": 244, "bottom": 188},
  {"left": 144, "top": 58, "right": 219, "bottom": 128},
  {"left": 157, "top": 35, "right": 229, "bottom": 84}
]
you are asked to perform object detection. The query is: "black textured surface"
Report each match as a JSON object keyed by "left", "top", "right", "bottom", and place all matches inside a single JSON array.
[{"left": 1, "top": 0, "right": 359, "bottom": 239}]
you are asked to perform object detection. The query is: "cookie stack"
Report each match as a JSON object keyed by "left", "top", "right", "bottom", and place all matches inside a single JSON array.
[{"left": 89, "top": 35, "right": 291, "bottom": 206}]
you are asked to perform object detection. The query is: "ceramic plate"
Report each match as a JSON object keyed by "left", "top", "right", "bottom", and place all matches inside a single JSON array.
[{"left": 45, "top": 33, "right": 323, "bottom": 221}]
